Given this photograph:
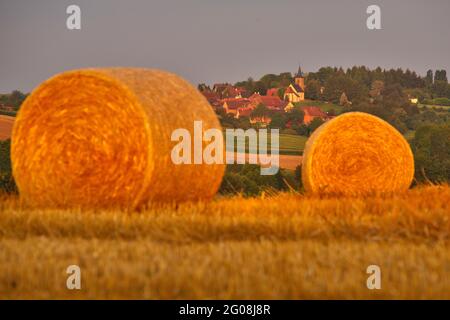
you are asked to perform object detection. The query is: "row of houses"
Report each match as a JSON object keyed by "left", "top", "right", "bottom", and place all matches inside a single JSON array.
[{"left": 201, "top": 67, "right": 330, "bottom": 126}]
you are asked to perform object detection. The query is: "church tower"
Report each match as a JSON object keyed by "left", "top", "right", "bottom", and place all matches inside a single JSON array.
[{"left": 294, "top": 65, "right": 305, "bottom": 91}]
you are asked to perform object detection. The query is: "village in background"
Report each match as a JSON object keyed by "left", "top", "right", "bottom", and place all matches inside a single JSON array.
[{"left": 1, "top": 65, "right": 450, "bottom": 195}]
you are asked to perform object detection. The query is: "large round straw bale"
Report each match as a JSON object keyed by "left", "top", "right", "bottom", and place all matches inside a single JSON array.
[
  {"left": 11, "top": 68, "right": 225, "bottom": 208},
  {"left": 302, "top": 112, "right": 414, "bottom": 196}
]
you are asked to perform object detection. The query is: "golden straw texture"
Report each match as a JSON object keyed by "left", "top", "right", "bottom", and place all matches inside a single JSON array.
[
  {"left": 302, "top": 112, "right": 414, "bottom": 196},
  {"left": 11, "top": 68, "right": 225, "bottom": 209}
]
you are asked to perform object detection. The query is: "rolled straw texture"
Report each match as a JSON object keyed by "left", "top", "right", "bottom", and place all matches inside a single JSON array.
[
  {"left": 301, "top": 112, "right": 414, "bottom": 196},
  {"left": 11, "top": 68, "right": 225, "bottom": 208}
]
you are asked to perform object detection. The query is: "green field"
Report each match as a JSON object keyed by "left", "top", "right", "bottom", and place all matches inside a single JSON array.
[
  {"left": 226, "top": 132, "right": 307, "bottom": 155},
  {"left": 278, "top": 134, "right": 307, "bottom": 155},
  {"left": 419, "top": 104, "right": 450, "bottom": 111},
  {"left": 227, "top": 129, "right": 416, "bottom": 156}
]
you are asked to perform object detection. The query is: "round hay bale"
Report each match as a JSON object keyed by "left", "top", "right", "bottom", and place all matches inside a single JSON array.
[
  {"left": 11, "top": 68, "right": 225, "bottom": 208},
  {"left": 301, "top": 112, "right": 414, "bottom": 196}
]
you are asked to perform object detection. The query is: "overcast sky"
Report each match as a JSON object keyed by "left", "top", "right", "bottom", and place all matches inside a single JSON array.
[{"left": 1, "top": 0, "right": 449, "bottom": 93}]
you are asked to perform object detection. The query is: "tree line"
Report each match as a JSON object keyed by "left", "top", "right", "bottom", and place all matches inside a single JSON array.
[{"left": 0, "top": 90, "right": 28, "bottom": 109}]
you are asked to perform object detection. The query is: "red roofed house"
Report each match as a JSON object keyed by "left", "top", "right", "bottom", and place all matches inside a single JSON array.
[
  {"left": 201, "top": 90, "right": 221, "bottom": 108},
  {"left": 235, "top": 87, "right": 248, "bottom": 97},
  {"left": 222, "top": 98, "right": 251, "bottom": 116},
  {"left": 213, "top": 83, "right": 246, "bottom": 99},
  {"left": 301, "top": 106, "right": 329, "bottom": 124},
  {"left": 248, "top": 93, "right": 293, "bottom": 112},
  {"left": 213, "top": 83, "right": 229, "bottom": 94},
  {"left": 236, "top": 106, "right": 253, "bottom": 118}
]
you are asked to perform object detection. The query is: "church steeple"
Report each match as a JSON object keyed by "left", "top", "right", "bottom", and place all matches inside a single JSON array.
[
  {"left": 294, "top": 64, "right": 305, "bottom": 91},
  {"left": 296, "top": 65, "right": 304, "bottom": 78}
]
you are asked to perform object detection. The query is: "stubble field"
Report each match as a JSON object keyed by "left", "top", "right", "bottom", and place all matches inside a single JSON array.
[
  {"left": 0, "top": 184, "right": 449, "bottom": 299},
  {"left": 0, "top": 116, "right": 14, "bottom": 141}
]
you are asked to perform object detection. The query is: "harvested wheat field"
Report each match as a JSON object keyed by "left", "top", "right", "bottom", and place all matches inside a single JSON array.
[
  {"left": 0, "top": 115, "right": 14, "bottom": 140},
  {"left": 0, "top": 185, "right": 450, "bottom": 299}
]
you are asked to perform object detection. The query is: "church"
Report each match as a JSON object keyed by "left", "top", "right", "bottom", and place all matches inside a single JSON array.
[{"left": 284, "top": 66, "right": 305, "bottom": 103}]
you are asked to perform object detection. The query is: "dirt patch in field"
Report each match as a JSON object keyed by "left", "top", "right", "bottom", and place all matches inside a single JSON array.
[{"left": 0, "top": 115, "right": 14, "bottom": 140}]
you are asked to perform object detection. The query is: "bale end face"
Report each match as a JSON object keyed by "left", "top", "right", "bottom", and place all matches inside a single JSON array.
[
  {"left": 301, "top": 112, "right": 414, "bottom": 196},
  {"left": 11, "top": 68, "right": 225, "bottom": 209}
]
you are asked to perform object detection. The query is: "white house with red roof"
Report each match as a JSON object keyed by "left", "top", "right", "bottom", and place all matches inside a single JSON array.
[
  {"left": 248, "top": 93, "right": 293, "bottom": 112},
  {"left": 284, "top": 66, "right": 305, "bottom": 103}
]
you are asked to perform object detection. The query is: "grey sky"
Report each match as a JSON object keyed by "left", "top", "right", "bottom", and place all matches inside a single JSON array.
[{"left": 1, "top": 0, "right": 449, "bottom": 93}]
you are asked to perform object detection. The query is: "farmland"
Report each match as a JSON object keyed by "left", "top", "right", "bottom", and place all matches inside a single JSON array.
[
  {"left": 0, "top": 184, "right": 449, "bottom": 299},
  {"left": 278, "top": 134, "right": 308, "bottom": 155},
  {"left": 226, "top": 133, "right": 307, "bottom": 155},
  {"left": 0, "top": 116, "right": 14, "bottom": 140}
]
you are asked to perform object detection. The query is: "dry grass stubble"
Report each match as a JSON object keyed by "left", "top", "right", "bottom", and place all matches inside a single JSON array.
[{"left": 0, "top": 185, "right": 449, "bottom": 299}]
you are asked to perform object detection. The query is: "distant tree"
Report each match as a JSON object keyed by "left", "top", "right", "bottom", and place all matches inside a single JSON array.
[
  {"left": 308, "top": 67, "right": 336, "bottom": 84},
  {"left": 296, "top": 124, "right": 310, "bottom": 136},
  {"left": 412, "top": 124, "right": 450, "bottom": 183},
  {"left": 382, "top": 84, "right": 410, "bottom": 110},
  {"left": 421, "top": 110, "right": 441, "bottom": 123},
  {"left": 236, "top": 72, "right": 295, "bottom": 96},
  {"left": 323, "top": 74, "right": 366, "bottom": 104},
  {"left": 277, "top": 88, "right": 285, "bottom": 100},
  {"left": 0, "top": 139, "right": 17, "bottom": 193},
  {"left": 425, "top": 69, "right": 434, "bottom": 86},
  {"left": 250, "top": 104, "right": 269, "bottom": 118},
  {"left": 237, "top": 117, "right": 251, "bottom": 130},
  {"left": 219, "top": 164, "right": 288, "bottom": 196},
  {"left": 0, "top": 90, "right": 27, "bottom": 110},
  {"left": 235, "top": 77, "right": 255, "bottom": 94},
  {"left": 434, "top": 70, "right": 448, "bottom": 83},
  {"left": 10, "top": 90, "right": 27, "bottom": 108},
  {"left": 431, "top": 80, "right": 450, "bottom": 98},
  {"left": 305, "top": 79, "right": 321, "bottom": 100},
  {"left": 269, "top": 113, "right": 287, "bottom": 129},
  {"left": 254, "top": 81, "right": 267, "bottom": 95},
  {"left": 308, "top": 118, "right": 325, "bottom": 133},
  {"left": 286, "top": 106, "right": 304, "bottom": 125},
  {"left": 197, "top": 83, "right": 209, "bottom": 91}
]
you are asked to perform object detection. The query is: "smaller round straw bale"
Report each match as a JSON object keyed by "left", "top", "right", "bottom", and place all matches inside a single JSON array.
[
  {"left": 302, "top": 112, "right": 414, "bottom": 196},
  {"left": 11, "top": 68, "right": 225, "bottom": 209}
]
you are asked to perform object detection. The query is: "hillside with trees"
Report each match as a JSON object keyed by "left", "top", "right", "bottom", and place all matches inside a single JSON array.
[
  {"left": 210, "top": 65, "right": 450, "bottom": 192},
  {"left": 1, "top": 66, "right": 449, "bottom": 195},
  {"left": 0, "top": 90, "right": 27, "bottom": 116}
]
